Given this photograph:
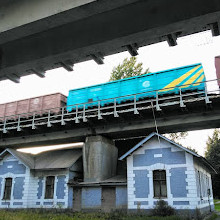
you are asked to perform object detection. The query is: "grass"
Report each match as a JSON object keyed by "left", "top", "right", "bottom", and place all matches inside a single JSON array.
[
  {"left": 214, "top": 199, "right": 220, "bottom": 212},
  {"left": 0, "top": 210, "right": 193, "bottom": 220}
]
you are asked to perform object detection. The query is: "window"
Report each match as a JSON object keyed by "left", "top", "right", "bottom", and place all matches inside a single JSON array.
[
  {"left": 153, "top": 170, "right": 167, "bottom": 198},
  {"left": 45, "top": 176, "right": 55, "bottom": 199},
  {"left": 3, "top": 178, "right": 12, "bottom": 200}
]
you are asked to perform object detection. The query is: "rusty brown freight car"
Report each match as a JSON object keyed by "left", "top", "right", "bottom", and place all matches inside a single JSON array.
[
  {"left": 215, "top": 56, "right": 220, "bottom": 88},
  {"left": 0, "top": 93, "right": 66, "bottom": 120}
]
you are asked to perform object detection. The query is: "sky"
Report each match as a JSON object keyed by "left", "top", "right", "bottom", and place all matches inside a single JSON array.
[{"left": 1, "top": 30, "right": 220, "bottom": 156}]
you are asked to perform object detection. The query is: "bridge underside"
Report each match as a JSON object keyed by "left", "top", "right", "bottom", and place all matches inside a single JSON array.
[
  {"left": 1, "top": 95, "right": 220, "bottom": 149},
  {"left": 0, "top": 0, "right": 220, "bottom": 82}
]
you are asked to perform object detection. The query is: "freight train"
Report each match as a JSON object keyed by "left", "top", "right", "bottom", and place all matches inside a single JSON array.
[
  {"left": 0, "top": 63, "right": 206, "bottom": 120},
  {"left": 0, "top": 93, "right": 66, "bottom": 120},
  {"left": 67, "top": 63, "right": 206, "bottom": 111}
]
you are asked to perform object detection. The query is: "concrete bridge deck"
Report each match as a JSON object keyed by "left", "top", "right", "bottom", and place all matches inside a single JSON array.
[{"left": 0, "top": 0, "right": 220, "bottom": 82}]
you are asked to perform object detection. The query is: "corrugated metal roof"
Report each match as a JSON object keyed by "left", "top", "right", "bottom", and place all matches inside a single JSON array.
[
  {"left": 34, "top": 149, "right": 82, "bottom": 170},
  {"left": 0, "top": 148, "right": 82, "bottom": 170}
]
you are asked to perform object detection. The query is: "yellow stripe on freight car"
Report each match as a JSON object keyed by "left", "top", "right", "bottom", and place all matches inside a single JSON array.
[
  {"left": 192, "top": 75, "right": 205, "bottom": 86},
  {"left": 159, "top": 65, "right": 201, "bottom": 92},
  {"left": 181, "top": 69, "right": 204, "bottom": 88}
]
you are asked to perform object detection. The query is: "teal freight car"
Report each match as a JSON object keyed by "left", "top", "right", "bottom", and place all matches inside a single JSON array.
[{"left": 67, "top": 63, "right": 206, "bottom": 111}]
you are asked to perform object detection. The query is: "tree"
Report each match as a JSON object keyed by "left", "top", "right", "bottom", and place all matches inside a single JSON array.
[
  {"left": 168, "top": 132, "right": 188, "bottom": 143},
  {"left": 166, "top": 132, "right": 197, "bottom": 153},
  {"left": 109, "top": 57, "right": 150, "bottom": 81},
  {"left": 205, "top": 129, "right": 220, "bottom": 198},
  {"left": 185, "top": 146, "right": 198, "bottom": 154}
]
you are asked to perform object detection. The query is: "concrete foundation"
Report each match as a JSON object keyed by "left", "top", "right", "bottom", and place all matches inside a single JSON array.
[{"left": 83, "top": 136, "right": 118, "bottom": 182}]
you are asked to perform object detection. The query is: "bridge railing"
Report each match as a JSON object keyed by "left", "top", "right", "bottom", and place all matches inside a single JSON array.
[{"left": 0, "top": 78, "right": 219, "bottom": 133}]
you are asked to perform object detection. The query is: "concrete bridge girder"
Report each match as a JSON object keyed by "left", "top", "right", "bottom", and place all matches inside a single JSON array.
[
  {"left": 0, "top": 0, "right": 220, "bottom": 81},
  {"left": 1, "top": 97, "right": 220, "bottom": 149}
]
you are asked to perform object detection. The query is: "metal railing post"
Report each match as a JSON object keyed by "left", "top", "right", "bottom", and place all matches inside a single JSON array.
[
  {"left": 61, "top": 107, "right": 66, "bottom": 125},
  {"left": 3, "top": 118, "right": 7, "bottom": 133},
  {"left": 98, "top": 101, "right": 103, "bottom": 120},
  {"left": 179, "top": 88, "right": 186, "bottom": 108},
  {"left": 17, "top": 115, "right": 21, "bottom": 131},
  {"left": 205, "top": 83, "right": 211, "bottom": 104},
  {"left": 75, "top": 105, "right": 79, "bottom": 123},
  {"left": 83, "top": 105, "right": 88, "bottom": 122},
  {"left": 32, "top": 113, "right": 36, "bottom": 129},
  {"left": 134, "top": 95, "right": 139, "bottom": 114},
  {"left": 156, "top": 92, "right": 162, "bottom": 111},
  {"left": 114, "top": 99, "right": 119, "bottom": 117},
  {"left": 47, "top": 110, "right": 52, "bottom": 127}
]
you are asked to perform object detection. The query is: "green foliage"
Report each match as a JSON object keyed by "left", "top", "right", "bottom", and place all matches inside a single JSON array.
[
  {"left": 109, "top": 57, "right": 150, "bottom": 81},
  {"left": 205, "top": 213, "right": 218, "bottom": 220},
  {"left": 151, "top": 200, "right": 175, "bottom": 217},
  {"left": 185, "top": 147, "right": 198, "bottom": 154},
  {"left": 214, "top": 199, "right": 220, "bottom": 212},
  {"left": 205, "top": 129, "right": 220, "bottom": 170},
  {"left": 168, "top": 132, "right": 188, "bottom": 143},
  {"left": 205, "top": 129, "right": 220, "bottom": 198},
  {"left": 0, "top": 210, "right": 201, "bottom": 220}
]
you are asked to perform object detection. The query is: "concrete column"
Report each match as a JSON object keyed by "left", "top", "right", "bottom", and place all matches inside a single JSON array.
[{"left": 83, "top": 136, "right": 118, "bottom": 182}]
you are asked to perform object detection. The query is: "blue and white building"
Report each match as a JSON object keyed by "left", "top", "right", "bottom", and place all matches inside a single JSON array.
[
  {"left": 0, "top": 133, "right": 216, "bottom": 214},
  {"left": 0, "top": 148, "right": 82, "bottom": 208},
  {"left": 119, "top": 133, "right": 216, "bottom": 214}
]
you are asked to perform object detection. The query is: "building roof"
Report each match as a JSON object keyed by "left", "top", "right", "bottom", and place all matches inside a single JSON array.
[
  {"left": 119, "top": 132, "right": 217, "bottom": 174},
  {"left": 0, "top": 148, "right": 82, "bottom": 170}
]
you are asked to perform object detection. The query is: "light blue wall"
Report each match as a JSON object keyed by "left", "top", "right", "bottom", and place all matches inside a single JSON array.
[
  {"left": 56, "top": 175, "right": 65, "bottom": 199},
  {"left": 170, "top": 167, "right": 188, "bottom": 197},
  {"left": 173, "top": 201, "right": 189, "bottom": 205},
  {"left": 81, "top": 187, "right": 101, "bottom": 209},
  {"left": 134, "top": 201, "right": 148, "bottom": 205},
  {"left": 134, "top": 170, "right": 149, "bottom": 198},
  {"left": 43, "top": 202, "right": 53, "bottom": 205},
  {"left": 195, "top": 169, "right": 210, "bottom": 200},
  {"left": 116, "top": 186, "right": 127, "bottom": 208},
  {"left": 68, "top": 187, "right": 73, "bottom": 208},
  {"left": 0, "top": 177, "right": 2, "bottom": 198},
  {"left": 1, "top": 202, "right": 10, "bottom": 205},
  {"left": 13, "top": 202, "right": 23, "bottom": 205},
  {"left": 37, "top": 177, "right": 43, "bottom": 199},
  {"left": 133, "top": 148, "right": 186, "bottom": 167},
  {"left": 13, "top": 177, "right": 25, "bottom": 199},
  {"left": 0, "top": 161, "right": 26, "bottom": 175}
]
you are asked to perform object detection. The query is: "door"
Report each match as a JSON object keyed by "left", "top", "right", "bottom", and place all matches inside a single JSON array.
[
  {"left": 73, "top": 188, "right": 81, "bottom": 211},
  {"left": 101, "top": 187, "right": 116, "bottom": 212}
]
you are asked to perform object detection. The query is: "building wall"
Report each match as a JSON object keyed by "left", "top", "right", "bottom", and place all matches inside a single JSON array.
[
  {"left": 73, "top": 185, "right": 127, "bottom": 211},
  {"left": 194, "top": 160, "right": 214, "bottom": 213},
  {"left": 126, "top": 137, "right": 212, "bottom": 212},
  {"left": 0, "top": 152, "right": 79, "bottom": 209},
  {"left": 116, "top": 186, "right": 127, "bottom": 209},
  {"left": 33, "top": 170, "right": 77, "bottom": 208},
  {"left": 0, "top": 153, "right": 27, "bottom": 208}
]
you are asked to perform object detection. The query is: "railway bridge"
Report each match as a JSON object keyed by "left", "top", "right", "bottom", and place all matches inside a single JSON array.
[{"left": 0, "top": 81, "right": 219, "bottom": 150}]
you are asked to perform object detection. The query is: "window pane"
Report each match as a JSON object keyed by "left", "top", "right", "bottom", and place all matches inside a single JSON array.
[
  {"left": 154, "top": 181, "right": 160, "bottom": 197},
  {"left": 3, "top": 178, "right": 12, "bottom": 200},
  {"left": 161, "top": 181, "right": 167, "bottom": 197},
  {"left": 153, "top": 170, "right": 167, "bottom": 198},
  {"left": 45, "top": 176, "right": 55, "bottom": 199},
  {"left": 160, "top": 171, "right": 166, "bottom": 180}
]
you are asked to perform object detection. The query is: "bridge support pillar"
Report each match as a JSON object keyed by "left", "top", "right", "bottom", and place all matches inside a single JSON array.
[{"left": 83, "top": 135, "right": 118, "bottom": 182}]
